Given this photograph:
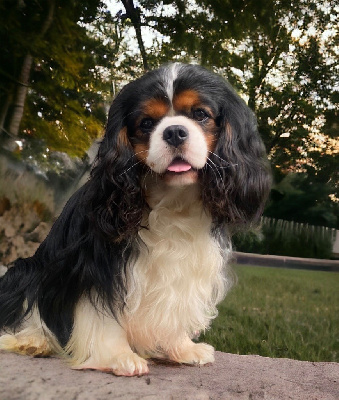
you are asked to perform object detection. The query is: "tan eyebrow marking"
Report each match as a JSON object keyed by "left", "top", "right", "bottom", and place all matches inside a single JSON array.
[
  {"left": 172, "top": 89, "right": 201, "bottom": 112},
  {"left": 142, "top": 98, "right": 170, "bottom": 119}
]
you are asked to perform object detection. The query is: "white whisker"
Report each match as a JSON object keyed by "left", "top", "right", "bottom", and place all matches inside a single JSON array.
[
  {"left": 125, "top": 150, "right": 148, "bottom": 163},
  {"left": 207, "top": 151, "right": 238, "bottom": 168},
  {"left": 119, "top": 160, "right": 144, "bottom": 176},
  {"left": 207, "top": 158, "right": 224, "bottom": 186},
  {"left": 206, "top": 160, "right": 225, "bottom": 190},
  {"left": 141, "top": 154, "right": 164, "bottom": 189}
]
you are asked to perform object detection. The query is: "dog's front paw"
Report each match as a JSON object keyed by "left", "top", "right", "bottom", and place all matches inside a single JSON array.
[
  {"left": 173, "top": 342, "right": 215, "bottom": 365},
  {"left": 110, "top": 352, "right": 149, "bottom": 376},
  {"left": 73, "top": 352, "right": 149, "bottom": 377}
]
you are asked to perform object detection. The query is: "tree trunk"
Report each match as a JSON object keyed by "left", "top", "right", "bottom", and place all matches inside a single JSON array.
[
  {"left": 0, "top": 91, "right": 13, "bottom": 134},
  {"left": 7, "top": 54, "right": 33, "bottom": 136},
  {"left": 121, "top": 0, "right": 149, "bottom": 71},
  {"left": 7, "top": 0, "right": 55, "bottom": 136}
]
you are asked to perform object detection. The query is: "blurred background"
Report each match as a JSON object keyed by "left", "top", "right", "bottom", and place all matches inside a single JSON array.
[{"left": 0, "top": 0, "right": 338, "bottom": 361}]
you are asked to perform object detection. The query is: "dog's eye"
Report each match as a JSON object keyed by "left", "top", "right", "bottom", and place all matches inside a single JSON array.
[
  {"left": 140, "top": 118, "right": 154, "bottom": 132},
  {"left": 193, "top": 109, "right": 209, "bottom": 122}
]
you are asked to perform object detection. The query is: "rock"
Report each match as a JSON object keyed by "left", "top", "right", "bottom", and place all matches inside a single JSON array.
[
  {"left": 0, "top": 351, "right": 338, "bottom": 400},
  {"left": 0, "top": 264, "right": 7, "bottom": 277},
  {"left": 0, "top": 197, "right": 10, "bottom": 216},
  {"left": 0, "top": 202, "right": 51, "bottom": 265},
  {"left": 4, "top": 224, "right": 16, "bottom": 238},
  {"left": 0, "top": 236, "right": 42, "bottom": 265},
  {"left": 24, "top": 222, "right": 51, "bottom": 243}
]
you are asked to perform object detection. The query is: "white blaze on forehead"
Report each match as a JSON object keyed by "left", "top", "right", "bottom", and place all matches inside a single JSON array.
[
  {"left": 146, "top": 115, "right": 208, "bottom": 174},
  {"left": 164, "top": 63, "right": 182, "bottom": 103}
]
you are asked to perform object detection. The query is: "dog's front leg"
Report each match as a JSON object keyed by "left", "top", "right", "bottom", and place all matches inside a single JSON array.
[
  {"left": 167, "top": 335, "right": 215, "bottom": 366},
  {"left": 67, "top": 298, "right": 149, "bottom": 376}
]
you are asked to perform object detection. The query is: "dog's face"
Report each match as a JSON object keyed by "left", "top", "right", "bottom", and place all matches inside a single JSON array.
[
  {"left": 126, "top": 66, "right": 221, "bottom": 186},
  {"left": 115, "top": 63, "right": 230, "bottom": 187},
  {"left": 97, "top": 63, "right": 271, "bottom": 231}
]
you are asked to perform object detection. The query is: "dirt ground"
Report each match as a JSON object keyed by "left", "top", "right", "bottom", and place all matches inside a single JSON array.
[{"left": 1, "top": 350, "right": 338, "bottom": 400}]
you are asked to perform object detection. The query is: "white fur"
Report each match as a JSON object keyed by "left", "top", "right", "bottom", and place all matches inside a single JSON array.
[
  {"left": 123, "top": 181, "right": 232, "bottom": 359},
  {"left": 165, "top": 63, "right": 182, "bottom": 103},
  {"left": 146, "top": 115, "right": 208, "bottom": 173},
  {"left": 0, "top": 305, "right": 62, "bottom": 357},
  {"left": 65, "top": 297, "right": 149, "bottom": 376}
]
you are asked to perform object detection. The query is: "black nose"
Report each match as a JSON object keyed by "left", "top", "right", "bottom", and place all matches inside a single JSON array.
[{"left": 163, "top": 125, "right": 188, "bottom": 148}]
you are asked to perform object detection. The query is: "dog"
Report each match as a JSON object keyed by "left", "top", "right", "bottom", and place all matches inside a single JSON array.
[{"left": 0, "top": 63, "right": 271, "bottom": 376}]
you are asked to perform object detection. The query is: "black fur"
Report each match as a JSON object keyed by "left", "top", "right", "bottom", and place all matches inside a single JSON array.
[{"left": 0, "top": 64, "right": 271, "bottom": 346}]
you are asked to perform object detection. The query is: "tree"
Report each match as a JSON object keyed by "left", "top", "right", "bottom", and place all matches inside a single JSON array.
[
  {"left": 0, "top": 0, "right": 119, "bottom": 158},
  {"left": 120, "top": 0, "right": 149, "bottom": 70},
  {"left": 265, "top": 173, "right": 338, "bottom": 228},
  {"left": 1, "top": 0, "right": 337, "bottom": 215}
]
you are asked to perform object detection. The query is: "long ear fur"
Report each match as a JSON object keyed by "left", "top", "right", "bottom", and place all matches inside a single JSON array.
[
  {"left": 0, "top": 91, "right": 145, "bottom": 346},
  {"left": 85, "top": 92, "right": 146, "bottom": 242},
  {"left": 202, "top": 87, "right": 271, "bottom": 230}
]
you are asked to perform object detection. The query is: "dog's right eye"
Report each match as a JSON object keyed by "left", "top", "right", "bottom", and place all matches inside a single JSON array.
[
  {"left": 140, "top": 118, "right": 154, "bottom": 132},
  {"left": 193, "top": 109, "right": 209, "bottom": 122}
]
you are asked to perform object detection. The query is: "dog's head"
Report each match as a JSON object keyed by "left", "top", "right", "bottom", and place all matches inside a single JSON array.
[{"left": 92, "top": 63, "right": 271, "bottom": 238}]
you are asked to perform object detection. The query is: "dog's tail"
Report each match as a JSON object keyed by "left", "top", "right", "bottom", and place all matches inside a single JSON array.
[{"left": 0, "top": 257, "right": 41, "bottom": 330}]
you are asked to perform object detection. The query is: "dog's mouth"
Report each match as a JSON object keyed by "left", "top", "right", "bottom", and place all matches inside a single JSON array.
[
  {"left": 163, "top": 157, "right": 199, "bottom": 185},
  {"left": 166, "top": 158, "right": 193, "bottom": 174}
]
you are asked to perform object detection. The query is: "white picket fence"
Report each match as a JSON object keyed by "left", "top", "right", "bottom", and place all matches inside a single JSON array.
[{"left": 261, "top": 217, "right": 337, "bottom": 254}]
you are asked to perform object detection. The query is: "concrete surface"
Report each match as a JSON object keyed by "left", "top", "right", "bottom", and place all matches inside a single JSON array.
[
  {"left": 233, "top": 251, "right": 339, "bottom": 272},
  {"left": 1, "top": 350, "right": 338, "bottom": 400}
]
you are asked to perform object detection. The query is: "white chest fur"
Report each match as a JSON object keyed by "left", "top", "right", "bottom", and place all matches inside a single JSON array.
[{"left": 124, "top": 184, "right": 231, "bottom": 356}]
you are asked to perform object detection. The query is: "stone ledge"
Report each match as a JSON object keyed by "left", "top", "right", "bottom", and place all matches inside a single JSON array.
[
  {"left": 233, "top": 251, "right": 339, "bottom": 272},
  {"left": 1, "top": 351, "right": 338, "bottom": 399}
]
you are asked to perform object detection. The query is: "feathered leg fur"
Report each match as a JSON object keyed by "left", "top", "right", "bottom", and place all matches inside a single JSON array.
[{"left": 66, "top": 297, "right": 149, "bottom": 376}]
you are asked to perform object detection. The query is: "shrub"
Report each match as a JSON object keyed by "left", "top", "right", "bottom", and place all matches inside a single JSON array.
[{"left": 233, "top": 217, "right": 336, "bottom": 259}]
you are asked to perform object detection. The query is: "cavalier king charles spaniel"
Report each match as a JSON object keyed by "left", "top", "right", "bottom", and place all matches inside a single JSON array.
[{"left": 0, "top": 63, "right": 271, "bottom": 376}]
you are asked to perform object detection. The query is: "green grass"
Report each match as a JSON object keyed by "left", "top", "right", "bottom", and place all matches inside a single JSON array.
[{"left": 200, "top": 265, "right": 339, "bottom": 362}]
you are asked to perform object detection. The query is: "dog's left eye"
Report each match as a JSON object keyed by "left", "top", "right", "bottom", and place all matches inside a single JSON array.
[
  {"left": 140, "top": 118, "right": 155, "bottom": 133},
  {"left": 193, "top": 109, "right": 209, "bottom": 122}
]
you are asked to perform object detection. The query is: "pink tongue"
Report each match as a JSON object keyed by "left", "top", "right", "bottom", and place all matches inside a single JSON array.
[{"left": 167, "top": 160, "right": 192, "bottom": 173}]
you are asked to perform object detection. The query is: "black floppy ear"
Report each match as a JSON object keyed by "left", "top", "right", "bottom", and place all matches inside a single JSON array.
[
  {"left": 86, "top": 91, "right": 146, "bottom": 242},
  {"left": 202, "top": 90, "right": 271, "bottom": 229}
]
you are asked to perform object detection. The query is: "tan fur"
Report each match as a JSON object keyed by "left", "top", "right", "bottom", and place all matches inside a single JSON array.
[
  {"left": 141, "top": 98, "right": 169, "bottom": 119},
  {"left": 173, "top": 89, "right": 201, "bottom": 112}
]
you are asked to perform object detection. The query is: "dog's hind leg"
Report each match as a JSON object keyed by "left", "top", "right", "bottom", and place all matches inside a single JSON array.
[
  {"left": 66, "top": 297, "right": 149, "bottom": 376},
  {"left": 0, "top": 307, "right": 58, "bottom": 357}
]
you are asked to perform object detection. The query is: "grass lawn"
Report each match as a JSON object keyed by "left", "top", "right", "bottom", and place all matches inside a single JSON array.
[{"left": 200, "top": 265, "right": 339, "bottom": 362}]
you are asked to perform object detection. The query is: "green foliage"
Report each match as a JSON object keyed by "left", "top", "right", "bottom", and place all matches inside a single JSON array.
[
  {"left": 0, "top": 0, "right": 116, "bottom": 157},
  {"left": 263, "top": 218, "right": 335, "bottom": 259},
  {"left": 232, "top": 229, "right": 264, "bottom": 255},
  {"left": 266, "top": 173, "right": 338, "bottom": 228},
  {"left": 232, "top": 172, "right": 339, "bottom": 259},
  {"left": 233, "top": 216, "right": 336, "bottom": 259},
  {"left": 201, "top": 265, "right": 339, "bottom": 362}
]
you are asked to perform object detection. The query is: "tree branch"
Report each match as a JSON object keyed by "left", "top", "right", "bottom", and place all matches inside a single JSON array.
[{"left": 121, "top": 0, "right": 149, "bottom": 71}]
